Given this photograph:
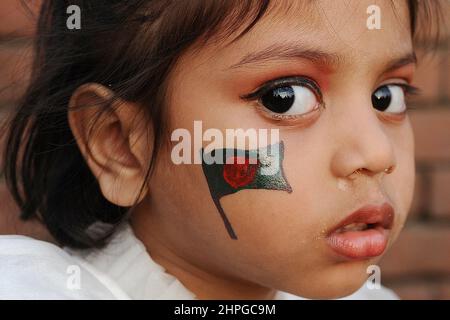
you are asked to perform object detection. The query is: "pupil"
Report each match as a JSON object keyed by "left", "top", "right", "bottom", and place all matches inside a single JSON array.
[
  {"left": 372, "top": 86, "right": 392, "bottom": 111},
  {"left": 261, "top": 86, "right": 294, "bottom": 113}
]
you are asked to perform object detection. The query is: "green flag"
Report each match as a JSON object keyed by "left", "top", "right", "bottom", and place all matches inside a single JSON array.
[{"left": 201, "top": 141, "right": 292, "bottom": 239}]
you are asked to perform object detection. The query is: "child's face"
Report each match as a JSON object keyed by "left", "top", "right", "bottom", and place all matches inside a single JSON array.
[{"left": 133, "top": 0, "right": 415, "bottom": 298}]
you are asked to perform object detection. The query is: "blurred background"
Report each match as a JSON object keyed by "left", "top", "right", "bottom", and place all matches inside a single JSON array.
[{"left": 0, "top": 0, "right": 448, "bottom": 299}]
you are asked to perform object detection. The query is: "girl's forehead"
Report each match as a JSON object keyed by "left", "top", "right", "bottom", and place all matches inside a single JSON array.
[
  {"left": 255, "top": 0, "right": 411, "bottom": 31},
  {"left": 184, "top": 0, "right": 414, "bottom": 76}
]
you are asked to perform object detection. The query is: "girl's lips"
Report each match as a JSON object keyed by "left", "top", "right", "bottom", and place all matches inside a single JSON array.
[
  {"left": 326, "top": 203, "right": 395, "bottom": 260},
  {"left": 327, "top": 226, "right": 389, "bottom": 259}
]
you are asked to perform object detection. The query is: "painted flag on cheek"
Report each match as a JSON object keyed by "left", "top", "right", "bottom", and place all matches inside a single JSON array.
[{"left": 201, "top": 141, "right": 292, "bottom": 239}]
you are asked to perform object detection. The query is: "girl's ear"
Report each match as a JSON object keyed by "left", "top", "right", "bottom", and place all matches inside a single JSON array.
[{"left": 68, "top": 83, "right": 151, "bottom": 207}]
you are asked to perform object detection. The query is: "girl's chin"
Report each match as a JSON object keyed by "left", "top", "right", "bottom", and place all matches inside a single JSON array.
[
  {"left": 284, "top": 260, "right": 378, "bottom": 299},
  {"left": 291, "top": 279, "right": 367, "bottom": 300}
]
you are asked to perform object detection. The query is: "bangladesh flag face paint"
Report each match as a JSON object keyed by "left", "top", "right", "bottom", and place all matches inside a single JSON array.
[{"left": 201, "top": 141, "right": 292, "bottom": 239}]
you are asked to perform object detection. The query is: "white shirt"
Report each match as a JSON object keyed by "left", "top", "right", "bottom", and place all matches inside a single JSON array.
[{"left": 0, "top": 223, "right": 398, "bottom": 300}]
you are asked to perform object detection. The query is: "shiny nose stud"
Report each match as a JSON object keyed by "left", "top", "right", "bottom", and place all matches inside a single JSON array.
[{"left": 384, "top": 166, "right": 394, "bottom": 174}]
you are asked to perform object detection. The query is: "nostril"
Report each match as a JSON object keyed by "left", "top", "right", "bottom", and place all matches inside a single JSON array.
[{"left": 349, "top": 168, "right": 376, "bottom": 179}]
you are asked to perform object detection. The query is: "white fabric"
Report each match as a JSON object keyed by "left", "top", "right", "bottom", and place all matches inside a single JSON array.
[{"left": 0, "top": 223, "right": 398, "bottom": 300}]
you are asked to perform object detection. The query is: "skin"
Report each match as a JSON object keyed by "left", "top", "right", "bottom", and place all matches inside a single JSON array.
[
  {"left": 69, "top": 0, "right": 416, "bottom": 299},
  {"left": 0, "top": 183, "right": 53, "bottom": 241}
]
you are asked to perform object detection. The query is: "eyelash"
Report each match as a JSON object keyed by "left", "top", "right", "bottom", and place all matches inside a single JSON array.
[
  {"left": 241, "top": 76, "right": 323, "bottom": 102},
  {"left": 384, "top": 83, "right": 420, "bottom": 98}
]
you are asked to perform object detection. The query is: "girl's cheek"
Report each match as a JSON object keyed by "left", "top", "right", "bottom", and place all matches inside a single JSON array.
[{"left": 373, "top": 120, "right": 415, "bottom": 244}]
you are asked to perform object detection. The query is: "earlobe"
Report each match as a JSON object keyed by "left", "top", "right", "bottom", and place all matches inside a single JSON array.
[{"left": 68, "top": 83, "right": 150, "bottom": 207}]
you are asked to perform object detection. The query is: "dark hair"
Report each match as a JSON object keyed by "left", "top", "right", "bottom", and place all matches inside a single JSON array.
[{"left": 1, "top": 0, "right": 442, "bottom": 249}]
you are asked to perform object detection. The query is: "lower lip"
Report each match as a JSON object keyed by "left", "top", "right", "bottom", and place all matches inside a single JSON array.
[{"left": 326, "top": 226, "right": 389, "bottom": 260}]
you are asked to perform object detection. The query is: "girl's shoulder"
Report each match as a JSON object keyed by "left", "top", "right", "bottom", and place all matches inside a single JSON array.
[{"left": 0, "top": 235, "right": 128, "bottom": 299}]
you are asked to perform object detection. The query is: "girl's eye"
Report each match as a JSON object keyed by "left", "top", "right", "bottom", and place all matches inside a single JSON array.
[
  {"left": 371, "top": 84, "right": 406, "bottom": 114},
  {"left": 260, "top": 85, "right": 318, "bottom": 116},
  {"left": 241, "top": 77, "right": 323, "bottom": 120}
]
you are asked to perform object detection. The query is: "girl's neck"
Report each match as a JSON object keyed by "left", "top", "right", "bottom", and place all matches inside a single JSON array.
[{"left": 130, "top": 212, "right": 277, "bottom": 300}]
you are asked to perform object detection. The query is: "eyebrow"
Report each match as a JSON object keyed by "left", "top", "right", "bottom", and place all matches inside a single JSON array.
[
  {"left": 228, "top": 43, "right": 342, "bottom": 70},
  {"left": 384, "top": 52, "right": 417, "bottom": 73},
  {"left": 228, "top": 42, "right": 417, "bottom": 73}
]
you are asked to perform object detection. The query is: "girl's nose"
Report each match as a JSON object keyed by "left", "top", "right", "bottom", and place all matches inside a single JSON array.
[{"left": 329, "top": 98, "right": 397, "bottom": 179}]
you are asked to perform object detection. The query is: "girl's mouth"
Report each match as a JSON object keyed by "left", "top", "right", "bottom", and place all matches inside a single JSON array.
[{"left": 326, "top": 202, "right": 395, "bottom": 260}]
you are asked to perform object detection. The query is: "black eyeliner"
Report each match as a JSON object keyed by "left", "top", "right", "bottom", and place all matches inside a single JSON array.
[{"left": 240, "top": 76, "right": 323, "bottom": 102}]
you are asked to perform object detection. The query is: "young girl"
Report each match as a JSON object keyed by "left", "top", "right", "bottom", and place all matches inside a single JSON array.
[{"left": 0, "top": 0, "right": 442, "bottom": 299}]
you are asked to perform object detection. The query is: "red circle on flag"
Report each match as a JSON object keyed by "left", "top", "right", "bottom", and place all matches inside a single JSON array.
[{"left": 223, "top": 156, "right": 258, "bottom": 189}]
